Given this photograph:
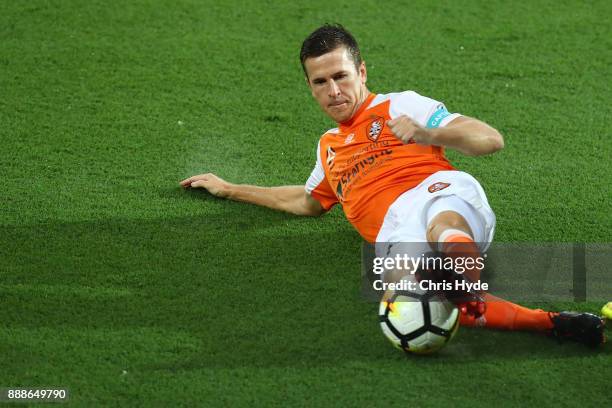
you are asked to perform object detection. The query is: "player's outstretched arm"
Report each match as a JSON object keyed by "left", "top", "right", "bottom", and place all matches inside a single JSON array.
[
  {"left": 387, "top": 115, "right": 504, "bottom": 157},
  {"left": 180, "top": 173, "right": 324, "bottom": 216}
]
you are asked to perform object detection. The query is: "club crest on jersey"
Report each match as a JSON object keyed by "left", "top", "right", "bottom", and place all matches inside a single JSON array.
[
  {"left": 428, "top": 182, "right": 450, "bottom": 193},
  {"left": 367, "top": 117, "right": 384, "bottom": 142},
  {"left": 326, "top": 146, "right": 336, "bottom": 169}
]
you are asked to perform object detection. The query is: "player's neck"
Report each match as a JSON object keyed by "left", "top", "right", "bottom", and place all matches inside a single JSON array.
[{"left": 340, "top": 88, "right": 372, "bottom": 127}]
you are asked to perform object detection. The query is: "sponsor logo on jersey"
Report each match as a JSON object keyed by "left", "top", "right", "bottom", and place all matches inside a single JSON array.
[
  {"left": 367, "top": 117, "right": 384, "bottom": 141},
  {"left": 326, "top": 146, "right": 336, "bottom": 169},
  {"left": 427, "top": 105, "right": 451, "bottom": 129},
  {"left": 338, "top": 149, "right": 393, "bottom": 191},
  {"left": 344, "top": 133, "right": 355, "bottom": 144},
  {"left": 428, "top": 182, "right": 450, "bottom": 193}
]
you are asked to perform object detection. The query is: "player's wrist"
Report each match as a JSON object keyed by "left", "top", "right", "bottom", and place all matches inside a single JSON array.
[
  {"left": 425, "top": 128, "right": 443, "bottom": 146},
  {"left": 221, "top": 182, "right": 236, "bottom": 199}
]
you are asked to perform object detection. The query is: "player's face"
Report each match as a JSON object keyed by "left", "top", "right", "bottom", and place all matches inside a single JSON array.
[{"left": 304, "top": 47, "right": 368, "bottom": 123}]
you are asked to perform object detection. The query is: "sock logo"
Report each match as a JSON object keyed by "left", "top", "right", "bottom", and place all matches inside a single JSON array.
[{"left": 428, "top": 182, "right": 450, "bottom": 193}]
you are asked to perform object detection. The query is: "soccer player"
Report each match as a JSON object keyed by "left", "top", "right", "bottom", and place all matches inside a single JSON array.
[{"left": 181, "top": 24, "right": 605, "bottom": 347}]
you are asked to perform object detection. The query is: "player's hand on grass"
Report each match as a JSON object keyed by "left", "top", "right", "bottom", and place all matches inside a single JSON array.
[
  {"left": 387, "top": 115, "right": 435, "bottom": 145},
  {"left": 180, "top": 173, "right": 231, "bottom": 198}
]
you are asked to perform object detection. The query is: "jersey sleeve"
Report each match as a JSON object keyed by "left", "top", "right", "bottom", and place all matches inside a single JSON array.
[
  {"left": 305, "top": 140, "right": 339, "bottom": 211},
  {"left": 388, "top": 91, "right": 461, "bottom": 129}
]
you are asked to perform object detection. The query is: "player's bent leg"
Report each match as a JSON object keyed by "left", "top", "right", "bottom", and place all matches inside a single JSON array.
[
  {"left": 426, "top": 196, "right": 485, "bottom": 284},
  {"left": 382, "top": 178, "right": 606, "bottom": 347},
  {"left": 424, "top": 197, "right": 486, "bottom": 316},
  {"left": 426, "top": 210, "right": 472, "bottom": 245},
  {"left": 425, "top": 194, "right": 486, "bottom": 243},
  {"left": 424, "top": 197, "right": 606, "bottom": 347}
]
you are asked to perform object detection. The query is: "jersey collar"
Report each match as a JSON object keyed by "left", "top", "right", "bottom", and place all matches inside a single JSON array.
[{"left": 339, "top": 92, "right": 377, "bottom": 132}]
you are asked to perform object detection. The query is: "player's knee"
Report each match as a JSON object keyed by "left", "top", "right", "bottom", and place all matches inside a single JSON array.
[
  {"left": 425, "top": 221, "right": 439, "bottom": 243},
  {"left": 426, "top": 211, "right": 472, "bottom": 243}
]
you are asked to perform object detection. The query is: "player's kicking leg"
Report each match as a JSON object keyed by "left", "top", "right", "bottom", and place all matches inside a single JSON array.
[{"left": 426, "top": 198, "right": 606, "bottom": 348}]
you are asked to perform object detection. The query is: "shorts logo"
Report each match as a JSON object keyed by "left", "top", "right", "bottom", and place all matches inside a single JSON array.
[
  {"left": 367, "top": 117, "right": 384, "bottom": 142},
  {"left": 428, "top": 182, "right": 450, "bottom": 193}
]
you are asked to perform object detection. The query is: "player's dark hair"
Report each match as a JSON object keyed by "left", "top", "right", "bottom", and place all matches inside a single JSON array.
[{"left": 300, "top": 24, "right": 362, "bottom": 77}]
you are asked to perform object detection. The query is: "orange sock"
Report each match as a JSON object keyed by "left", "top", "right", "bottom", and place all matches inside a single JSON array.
[
  {"left": 439, "top": 229, "right": 482, "bottom": 283},
  {"left": 439, "top": 231, "right": 555, "bottom": 332},
  {"left": 460, "top": 294, "right": 555, "bottom": 331}
]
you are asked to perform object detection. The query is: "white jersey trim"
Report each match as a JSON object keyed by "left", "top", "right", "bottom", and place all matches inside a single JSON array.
[
  {"left": 305, "top": 140, "right": 325, "bottom": 194},
  {"left": 439, "top": 113, "right": 461, "bottom": 127},
  {"left": 369, "top": 91, "right": 461, "bottom": 128}
]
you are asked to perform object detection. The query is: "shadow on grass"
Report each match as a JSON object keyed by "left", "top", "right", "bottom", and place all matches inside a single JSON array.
[{"left": 1, "top": 202, "right": 609, "bottom": 371}]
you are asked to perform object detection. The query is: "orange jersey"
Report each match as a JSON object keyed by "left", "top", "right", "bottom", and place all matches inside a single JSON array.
[{"left": 305, "top": 91, "right": 461, "bottom": 242}]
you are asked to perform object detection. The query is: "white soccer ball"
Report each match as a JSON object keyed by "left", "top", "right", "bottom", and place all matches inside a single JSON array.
[{"left": 379, "top": 286, "right": 460, "bottom": 355}]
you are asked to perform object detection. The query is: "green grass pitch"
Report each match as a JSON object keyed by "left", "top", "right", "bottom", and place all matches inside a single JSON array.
[{"left": 1, "top": 0, "right": 611, "bottom": 406}]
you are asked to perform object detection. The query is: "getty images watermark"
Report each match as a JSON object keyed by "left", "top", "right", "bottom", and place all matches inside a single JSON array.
[
  {"left": 370, "top": 251, "right": 488, "bottom": 292},
  {"left": 361, "top": 242, "right": 612, "bottom": 302}
]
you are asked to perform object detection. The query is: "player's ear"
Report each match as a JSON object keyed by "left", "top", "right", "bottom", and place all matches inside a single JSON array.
[{"left": 359, "top": 61, "right": 367, "bottom": 85}]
